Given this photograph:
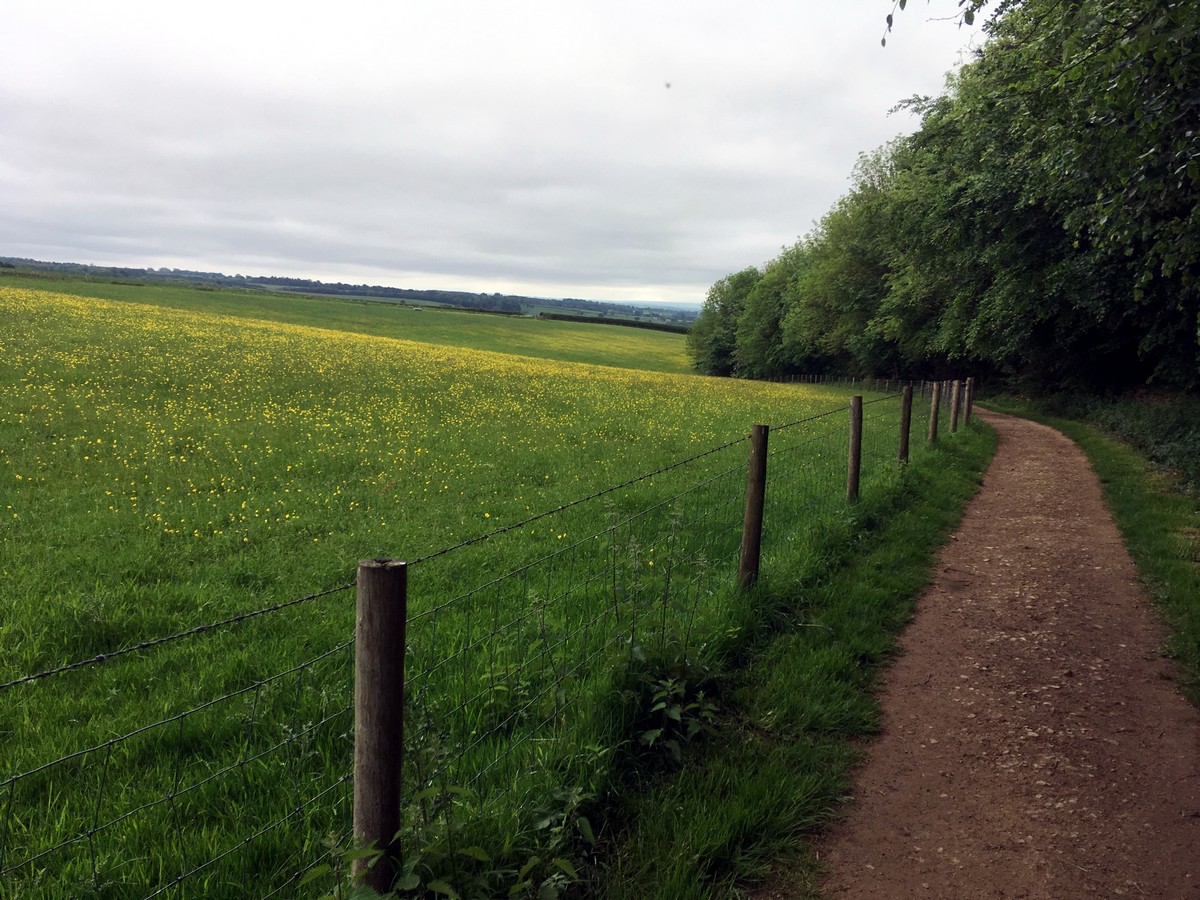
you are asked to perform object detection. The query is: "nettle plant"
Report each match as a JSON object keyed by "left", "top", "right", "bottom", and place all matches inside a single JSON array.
[
  {"left": 317, "top": 760, "right": 603, "bottom": 899},
  {"left": 636, "top": 674, "right": 718, "bottom": 765}
]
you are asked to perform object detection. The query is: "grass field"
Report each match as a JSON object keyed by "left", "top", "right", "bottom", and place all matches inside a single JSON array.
[
  {"left": 0, "top": 271, "right": 692, "bottom": 374},
  {"left": 1, "top": 283, "right": 944, "bottom": 898}
]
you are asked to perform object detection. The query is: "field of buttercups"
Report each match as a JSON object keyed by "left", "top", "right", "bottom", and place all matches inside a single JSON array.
[{"left": 2, "top": 285, "right": 897, "bottom": 897}]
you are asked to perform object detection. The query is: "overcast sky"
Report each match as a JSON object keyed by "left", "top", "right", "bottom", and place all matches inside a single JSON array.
[{"left": 2, "top": 2, "right": 981, "bottom": 306}]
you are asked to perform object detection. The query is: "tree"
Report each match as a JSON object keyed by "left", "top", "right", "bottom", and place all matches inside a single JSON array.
[
  {"left": 782, "top": 145, "right": 902, "bottom": 376},
  {"left": 735, "top": 245, "right": 812, "bottom": 379},
  {"left": 695, "top": 0, "right": 1198, "bottom": 391},
  {"left": 686, "top": 268, "right": 761, "bottom": 376}
]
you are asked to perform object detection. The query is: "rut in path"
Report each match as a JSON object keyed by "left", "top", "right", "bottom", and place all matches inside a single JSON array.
[{"left": 814, "top": 411, "right": 1200, "bottom": 899}]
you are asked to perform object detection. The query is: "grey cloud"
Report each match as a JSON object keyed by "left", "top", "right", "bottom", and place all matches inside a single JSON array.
[{"left": 2, "top": 1, "right": 979, "bottom": 304}]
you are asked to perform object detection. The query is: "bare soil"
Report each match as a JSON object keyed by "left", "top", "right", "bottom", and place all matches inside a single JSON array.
[{"left": 801, "top": 411, "right": 1200, "bottom": 898}]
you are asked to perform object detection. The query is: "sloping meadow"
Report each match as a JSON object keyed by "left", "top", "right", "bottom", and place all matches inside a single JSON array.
[{"left": 0, "top": 287, "right": 914, "bottom": 897}]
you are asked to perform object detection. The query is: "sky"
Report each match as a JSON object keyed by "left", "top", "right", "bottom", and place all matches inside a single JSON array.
[{"left": 2, "top": 1, "right": 982, "bottom": 306}]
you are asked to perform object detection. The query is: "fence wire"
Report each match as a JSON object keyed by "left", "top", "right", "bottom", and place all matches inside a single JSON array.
[
  {"left": 397, "top": 434, "right": 751, "bottom": 877},
  {"left": 763, "top": 409, "right": 849, "bottom": 552},
  {"left": 1, "top": 380, "right": 974, "bottom": 898},
  {"left": 1, "top": 589, "right": 355, "bottom": 899},
  {"left": 0, "top": 582, "right": 354, "bottom": 693}
]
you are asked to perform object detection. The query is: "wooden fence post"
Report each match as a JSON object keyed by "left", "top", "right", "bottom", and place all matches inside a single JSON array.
[
  {"left": 738, "top": 425, "right": 769, "bottom": 590},
  {"left": 928, "top": 381, "right": 942, "bottom": 445},
  {"left": 354, "top": 558, "right": 408, "bottom": 892},
  {"left": 899, "top": 385, "right": 913, "bottom": 464},
  {"left": 950, "top": 380, "right": 962, "bottom": 433},
  {"left": 847, "top": 396, "right": 863, "bottom": 503},
  {"left": 965, "top": 377, "right": 975, "bottom": 424}
]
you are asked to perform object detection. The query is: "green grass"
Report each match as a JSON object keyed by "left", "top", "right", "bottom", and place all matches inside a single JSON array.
[
  {"left": 0, "top": 281, "right": 990, "bottom": 898},
  {"left": 3, "top": 285, "right": 957, "bottom": 898},
  {"left": 596, "top": 420, "right": 996, "bottom": 898},
  {"left": 0, "top": 270, "right": 692, "bottom": 374},
  {"left": 983, "top": 398, "right": 1200, "bottom": 705}
]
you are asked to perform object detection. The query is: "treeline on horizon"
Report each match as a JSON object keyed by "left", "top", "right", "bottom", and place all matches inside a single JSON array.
[
  {"left": 0, "top": 257, "right": 698, "bottom": 323},
  {"left": 536, "top": 311, "right": 692, "bottom": 333},
  {"left": 688, "top": 0, "right": 1198, "bottom": 393}
]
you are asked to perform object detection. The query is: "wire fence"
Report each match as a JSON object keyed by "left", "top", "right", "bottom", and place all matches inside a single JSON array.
[
  {"left": 1, "top": 593, "right": 357, "bottom": 899},
  {"left": 0, "top": 379, "right": 973, "bottom": 899}
]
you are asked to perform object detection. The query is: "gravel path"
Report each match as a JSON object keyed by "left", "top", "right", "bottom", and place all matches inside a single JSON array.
[{"left": 813, "top": 411, "right": 1200, "bottom": 898}]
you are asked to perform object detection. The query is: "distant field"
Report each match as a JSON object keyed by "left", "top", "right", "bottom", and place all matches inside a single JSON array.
[
  {"left": 1, "top": 285, "right": 874, "bottom": 896},
  {"left": 0, "top": 272, "right": 692, "bottom": 374}
]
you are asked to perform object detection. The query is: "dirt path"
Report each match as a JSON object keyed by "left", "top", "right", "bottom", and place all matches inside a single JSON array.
[{"left": 813, "top": 411, "right": 1200, "bottom": 898}]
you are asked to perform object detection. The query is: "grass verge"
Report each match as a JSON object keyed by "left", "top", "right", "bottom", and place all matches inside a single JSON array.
[
  {"left": 983, "top": 399, "right": 1200, "bottom": 705},
  {"left": 594, "top": 422, "right": 997, "bottom": 898}
]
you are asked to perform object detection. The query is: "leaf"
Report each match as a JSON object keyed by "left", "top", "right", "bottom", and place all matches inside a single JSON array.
[
  {"left": 963, "top": 9, "right": 974, "bottom": 25},
  {"left": 297, "top": 864, "right": 331, "bottom": 886},
  {"left": 899, "top": 0, "right": 907, "bottom": 9},
  {"left": 538, "top": 884, "right": 559, "bottom": 900},
  {"left": 519, "top": 855, "right": 542, "bottom": 878},
  {"left": 458, "top": 845, "right": 492, "bottom": 862},
  {"left": 412, "top": 785, "right": 440, "bottom": 804},
  {"left": 552, "top": 857, "right": 578, "bottom": 878},
  {"left": 427, "top": 880, "right": 460, "bottom": 898},
  {"left": 640, "top": 728, "right": 662, "bottom": 746},
  {"left": 577, "top": 816, "right": 596, "bottom": 846},
  {"left": 395, "top": 872, "right": 422, "bottom": 890}
]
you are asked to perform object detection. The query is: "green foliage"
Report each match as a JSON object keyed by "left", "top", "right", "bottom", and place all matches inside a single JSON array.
[
  {"left": 782, "top": 147, "right": 900, "bottom": 376},
  {"left": 685, "top": 268, "right": 760, "bottom": 376},
  {"left": 634, "top": 675, "right": 718, "bottom": 767},
  {"left": 735, "top": 249, "right": 810, "bottom": 380},
  {"left": 703, "top": 0, "right": 1200, "bottom": 393},
  {"left": 377, "top": 776, "right": 598, "bottom": 899},
  {"left": 648, "top": 677, "right": 715, "bottom": 750}
]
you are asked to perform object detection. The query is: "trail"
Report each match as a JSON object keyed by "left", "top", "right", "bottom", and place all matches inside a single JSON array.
[{"left": 812, "top": 411, "right": 1200, "bottom": 898}]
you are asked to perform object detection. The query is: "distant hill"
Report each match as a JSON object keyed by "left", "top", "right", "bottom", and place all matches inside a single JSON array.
[{"left": 0, "top": 256, "right": 698, "bottom": 327}]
